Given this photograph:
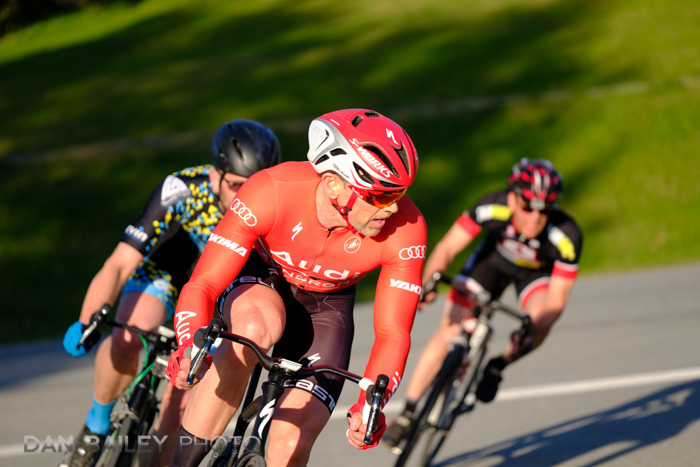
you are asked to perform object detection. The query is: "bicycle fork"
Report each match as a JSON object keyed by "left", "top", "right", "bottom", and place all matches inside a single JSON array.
[{"left": 234, "top": 371, "right": 286, "bottom": 463}]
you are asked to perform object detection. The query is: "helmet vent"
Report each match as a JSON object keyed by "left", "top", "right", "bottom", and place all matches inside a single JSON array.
[
  {"left": 364, "top": 111, "right": 380, "bottom": 118},
  {"left": 309, "top": 124, "right": 330, "bottom": 151},
  {"left": 231, "top": 138, "right": 242, "bottom": 154},
  {"left": 364, "top": 145, "right": 399, "bottom": 177},
  {"left": 352, "top": 162, "right": 376, "bottom": 185},
  {"left": 393, "top": 143, "right": 410, "bottom": 174},
  {"left": 314, "top": 154, "right": 330, "bottom": 165},
  {"left": 330, "top": 148, "right": 346, "bottom": 156},
  {"left": 379, "top": 180, "right": 401, "bottom": 188},
  {"left": 351, "top": 116, "right": 363, "bottom": 127}
]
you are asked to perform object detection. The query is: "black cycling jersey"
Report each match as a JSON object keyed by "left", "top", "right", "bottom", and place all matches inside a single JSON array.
[
  {"left": 453, "top": 189, "right": 583, "bottom": 305},
  {"left": 119, "top": 165, "right": 224, "bottom": 316},
  {"left": 461, "top": 189, "right": 582, "bottom": 272},
  {"left": 121, "top": 165, "right": 223, "bottom": 255}
]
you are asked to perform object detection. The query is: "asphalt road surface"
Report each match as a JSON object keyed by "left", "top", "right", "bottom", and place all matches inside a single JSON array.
[{"left": 1, "top": 262, "right": 699, "bottom": 466}]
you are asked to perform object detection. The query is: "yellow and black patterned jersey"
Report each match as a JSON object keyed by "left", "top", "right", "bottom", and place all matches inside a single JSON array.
[{"left": 121, "top": 165, "right": 223, "bottom": 256}]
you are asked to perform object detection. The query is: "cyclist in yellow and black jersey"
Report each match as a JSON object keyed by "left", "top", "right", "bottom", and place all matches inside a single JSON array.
[{"left": 61, "top": 120, "right": 280, "bottom": 467}]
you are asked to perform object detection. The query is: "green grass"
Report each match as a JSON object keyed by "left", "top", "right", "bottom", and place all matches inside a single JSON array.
[{"left": 1, "top": 0, "right": 699, "bottom": 343}]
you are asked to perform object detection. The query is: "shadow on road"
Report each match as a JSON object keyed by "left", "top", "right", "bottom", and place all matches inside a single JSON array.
[
  {"left": 0, "top": 339, "right": 94, "bottom": 390},
  {"left": 434, "top": 379, "right": 700, "bottom": 466}
]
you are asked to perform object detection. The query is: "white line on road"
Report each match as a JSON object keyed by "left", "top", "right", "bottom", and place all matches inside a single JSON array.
[
  {"left": 496, "top": 366, "right": 700, "bottom": 401},
  {"left": 335, "top": 365, "right": 700, "bottom": 419}
]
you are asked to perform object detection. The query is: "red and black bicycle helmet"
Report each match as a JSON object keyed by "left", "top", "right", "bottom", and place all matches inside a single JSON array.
[{"left": 508, "top": 158, "right": 563, "bottom": 210}]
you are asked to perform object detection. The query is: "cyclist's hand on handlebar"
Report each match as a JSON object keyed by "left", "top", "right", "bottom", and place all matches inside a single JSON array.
[
  {"left": 346, "top": 401, "right": 387, "bottom": 450},
  {"left": 62, "top": 321, "right": 101, "bottom": 357},
  {"left": 417, "top": 290, "right": 437, "bottom": 310},
  {"left": 510, "top": 325, "right": 534, "bottom": 359},
  {"left": 166, "top": 337, "right": 212, "bottom": 390},
  {"left": 418, "top": 271, "right": 442, "bottom": 310}
]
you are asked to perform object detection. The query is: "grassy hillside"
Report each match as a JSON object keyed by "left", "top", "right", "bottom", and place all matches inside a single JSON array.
[{"left": 1, "top": 0, "right": 699, "bottom": 343}]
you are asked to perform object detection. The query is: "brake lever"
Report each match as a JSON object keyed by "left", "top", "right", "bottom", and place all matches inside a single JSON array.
[
  {"left": 186, "top": 319, "right": 223, "bottom": 384},
  {"left": 364, "top": 374, "right": 389, "bottom": 444},
  {"left": 76, "top": 304, "right": 110, "bottom": 350}
]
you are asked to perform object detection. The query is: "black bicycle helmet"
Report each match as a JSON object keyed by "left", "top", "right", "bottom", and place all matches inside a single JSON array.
[{"left": 211, "top": 119, "right": 280, "bottom": 177}]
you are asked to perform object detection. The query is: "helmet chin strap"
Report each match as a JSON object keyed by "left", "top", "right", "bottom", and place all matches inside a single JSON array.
[{"left": 329, "top": 191, "right": 359, "bottom": 234}]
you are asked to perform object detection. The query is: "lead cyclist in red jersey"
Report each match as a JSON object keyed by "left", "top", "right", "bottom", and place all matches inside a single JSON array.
[{"left": 166, "top": 109, "right": 427, "bottom": 466}]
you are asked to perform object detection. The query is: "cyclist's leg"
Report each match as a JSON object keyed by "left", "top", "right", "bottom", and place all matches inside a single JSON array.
[
  {"left": 267, "top": 389, "right": 332, "bottom": 467},
  {"left": 142, "top": 384, "right": 188, "bottom": 467},
  {"left": 266, "top": 284, "right": 356, "bottom": 466},
  {"left": 405, "top": 295, "right": 471, "bottom": 401},
  {"left": 93, "top": 292, "right": 168, "bottom": 404},
  {"left": 506, "top": 273, "right": 561, "bottom": 359},
  {"left": 181, "top": 282, "right": 285, "bottom": 434},
  {"left": 475, "top": 260, "right": 547, "bottom": 402},
  {"left": 68, "top": 262, "right": 173, "bottom": 466},
  {"left": 172, "top": 253, "right": 286, "bottom": 464},
  {"left": 92, "top": 256, "right": 176, "bottom": 410}
]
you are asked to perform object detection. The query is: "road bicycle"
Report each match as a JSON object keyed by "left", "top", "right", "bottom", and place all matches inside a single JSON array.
[
  {"left": 187, "top": 317, "right": 390, "bottom": 467},
  {"left": 391, "top": 272, "right": 531, "bottom": 467},
  {"left": 59, "top": 304, "right": 178, "bottom": 467}
]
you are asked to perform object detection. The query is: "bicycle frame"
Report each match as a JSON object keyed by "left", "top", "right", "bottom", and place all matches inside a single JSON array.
[
  {"left": 189, "top": 318, "right": 389, "bottom": 467},
  {"left": 75, "top": 304, "right": 178, "bottom": 467}
]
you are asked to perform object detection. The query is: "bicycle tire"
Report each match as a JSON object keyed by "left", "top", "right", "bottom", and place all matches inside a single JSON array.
[
  {"left": 394, "top": 346, "right": 463, "bottom": 467},
  {"left": 235, "top": 452, "right": 266, "bottom": 467},
  {"left": 204, "top": 437, "right": 235, "bottom": 467},
  {"left": 420, "top": 339, "right": 489, "bottom": 466},
  {"left": 95, "top": 383, "right": 159, "bottom": 467},
  {"left": 96, "top": 415, "right": 134, "bottom": 467}
]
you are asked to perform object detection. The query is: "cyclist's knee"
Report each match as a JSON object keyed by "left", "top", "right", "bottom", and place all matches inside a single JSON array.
[
  {"left": 435, "top": 321, "right": 461, "bottom": 345},
  {"left": 110, "top": 328, "right": 144, "bottom": 354},
  {"left": 230, "top": 308, "right": 284, "bottom": 351}
]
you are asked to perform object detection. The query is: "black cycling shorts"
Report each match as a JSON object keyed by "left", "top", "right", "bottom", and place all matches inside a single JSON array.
[
  {"left": 455, "top": 240, "right": 552, "bottom": 308},
  {"left": 216, "top": 250, "right": 357, "bottom": 413}
]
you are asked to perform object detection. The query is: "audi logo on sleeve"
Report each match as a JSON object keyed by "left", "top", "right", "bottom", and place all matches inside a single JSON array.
[
  {"left": 398, "top": 245, "right": 426, "bottom": 260},
  {"left": 230, "top": 199, "right": 258, "bottom": 226}
]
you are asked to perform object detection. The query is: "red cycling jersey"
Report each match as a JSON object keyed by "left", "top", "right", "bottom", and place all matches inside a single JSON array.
[{"left": 174, "top": 161, "right": 427, "bottom": 404}]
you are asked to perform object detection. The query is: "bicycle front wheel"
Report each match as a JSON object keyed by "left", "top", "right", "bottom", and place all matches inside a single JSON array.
[
  {"left": 420, "top": 338, "right": 489, "bottom": 466},
  {"left": 96, "top": 415, "right": 135, "bottom": 467},
  {"left": 235, "top": 452, "right": 266, "bottom": 467},
  {"left": 394, "top": 346, "right": 463, "bottom": 467},
  {"left": 96, "top": 387, "right": 159, "bottom": 467}
]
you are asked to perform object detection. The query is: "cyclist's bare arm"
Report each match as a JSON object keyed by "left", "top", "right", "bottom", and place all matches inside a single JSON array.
[
  {"left": 420, "top": 223, "right": 475, "bottom": 307},
  {"left": 78, "top": 242, "right": 144, "bottom": 323},
  {"left": 522, "top": 273, "right": 576, "bottom": 351}
]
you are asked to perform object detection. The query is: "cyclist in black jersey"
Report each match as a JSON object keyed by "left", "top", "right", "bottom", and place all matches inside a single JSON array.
[
  {"left": 383, "top": 158, "right": 583, "bottom": 448},
  {"left": 61, "top": 119, "right": 280, "bottom": 467}
]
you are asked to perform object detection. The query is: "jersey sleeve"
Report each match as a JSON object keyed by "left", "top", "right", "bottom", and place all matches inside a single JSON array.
[
  {"left": 455, "top": 213, "right": 482, "bottom": 238},
  {"left": 173, "top": 170, "right": 277, "bottom": 346},
  {"left": 548, "top": 215, "right": 584, "bottom": 280},
  {"left": 120, "top": 174, "right": 190, "bottom": 255},
  {"left": 358, "top": 213, "right": 427, "bottom": 408},
  {"left": 466, "top": 190, "right": 512, "bottom": 232}
]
